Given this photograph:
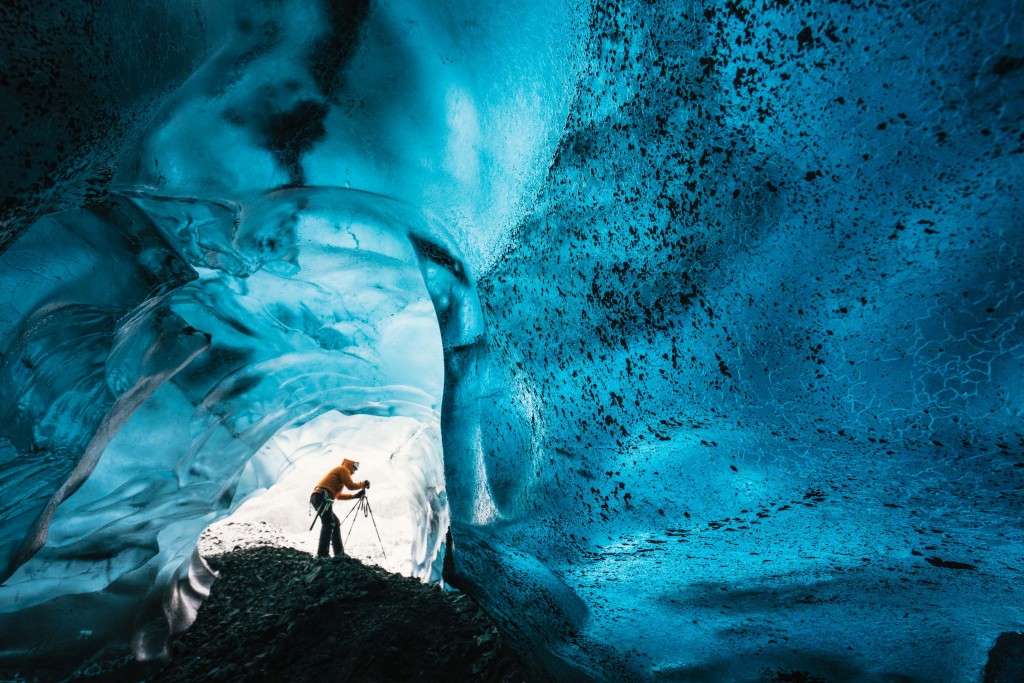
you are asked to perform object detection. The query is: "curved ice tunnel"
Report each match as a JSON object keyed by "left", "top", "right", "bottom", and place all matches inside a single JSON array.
[{"left": 0, "top": 187, "right": 455, "bottom": 666}]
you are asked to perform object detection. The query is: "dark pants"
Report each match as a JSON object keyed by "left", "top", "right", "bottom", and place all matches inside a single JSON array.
[{"left": 311, "top": 491, "right": 343, "bottom": 557}]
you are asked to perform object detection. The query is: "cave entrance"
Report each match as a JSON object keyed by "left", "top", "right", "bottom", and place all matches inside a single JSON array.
[
  {"left": 0, "top": 189, "right": 465, "bottom": 669},
  {"left": 199, "top": 410, "right": 445, "bottom": 578},
  {"left": 180, "top": 188, "right": 454, "bottom": 583}
]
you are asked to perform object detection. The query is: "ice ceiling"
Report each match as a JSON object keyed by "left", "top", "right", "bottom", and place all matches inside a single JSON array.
[{"left": 1, "top": 0, "right": 1023, "bottom": 680}]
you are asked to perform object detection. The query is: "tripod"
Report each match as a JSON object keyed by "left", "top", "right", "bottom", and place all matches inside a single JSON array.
[{"left": 337, "top": 492, "right": 387, "bottom": 560}]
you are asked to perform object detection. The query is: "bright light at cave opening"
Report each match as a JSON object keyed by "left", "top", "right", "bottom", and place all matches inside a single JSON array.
[
  {"left": 189, "top": 230, "right": 450, "bottom": 582},
  {"left": 200, "top": 411, "right": 443, "bottom": 578}
]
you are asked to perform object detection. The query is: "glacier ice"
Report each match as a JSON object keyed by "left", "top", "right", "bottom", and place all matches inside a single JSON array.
[
  {"left": 2, "top": 0, "right": 1023, "bottom": 680},
  {"left": 0, "top": 187, "right": 450, "bottom": 669}
]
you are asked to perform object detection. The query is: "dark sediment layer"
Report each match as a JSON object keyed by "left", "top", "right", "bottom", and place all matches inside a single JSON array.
[{"left": 152, "top": 546, "right": 529, "bottom": 682}]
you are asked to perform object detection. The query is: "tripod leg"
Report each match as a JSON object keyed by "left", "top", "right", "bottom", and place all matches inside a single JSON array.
[
  {"left": 344, "top": 498, "right": 362, "bottom": 546},
  {"left": 338, "top": 499, "right": 360, "bottom": 527},
  {"left": 363, "top": 499, "right": 387, "bottom": 560}
]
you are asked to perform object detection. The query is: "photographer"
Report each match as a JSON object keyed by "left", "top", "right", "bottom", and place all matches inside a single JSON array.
[{"left": 309, "top": 458, "right": 370, "bottom": 558}]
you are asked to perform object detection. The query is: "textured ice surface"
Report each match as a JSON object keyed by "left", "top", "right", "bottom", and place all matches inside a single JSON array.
[
  {"left": 2, "top": 0, "right": 1023, "bottom": 680},
  {"left": 0, "top": 188, "right": 448, "bottom": 667}
]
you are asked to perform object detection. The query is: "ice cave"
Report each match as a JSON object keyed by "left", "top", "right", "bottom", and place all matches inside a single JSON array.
[{"left": 1, "top": 0, "right": 1022, "bottom": 680}]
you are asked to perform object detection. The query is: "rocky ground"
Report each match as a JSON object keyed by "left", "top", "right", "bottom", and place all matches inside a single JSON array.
[{"left": 150, "top": 546, "right": 529, "bottom": 683}]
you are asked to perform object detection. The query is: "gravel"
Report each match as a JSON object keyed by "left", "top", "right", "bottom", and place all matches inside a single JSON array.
[{"left": 151, "top": 546, "right": 529, "bottom": 683}]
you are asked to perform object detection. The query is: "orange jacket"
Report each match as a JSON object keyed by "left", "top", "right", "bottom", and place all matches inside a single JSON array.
[{"left": 314, "top": 463, "right": 367, "bottom": 500}]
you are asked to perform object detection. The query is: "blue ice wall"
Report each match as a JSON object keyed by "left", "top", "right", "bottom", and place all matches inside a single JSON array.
[
  {"left": 1, "top": 0, "right": 1023, "bottom": 681},
  {"left": 453, "top": 1, "right": 1024, "bottom": 680},
  {"left": 0, "top": 0, "right": 210, "bottom": 245}
]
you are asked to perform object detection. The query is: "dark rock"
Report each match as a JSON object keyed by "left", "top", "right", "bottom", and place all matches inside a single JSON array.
[
  {"left": 984, "top": 632, "right": 1024, "bottom": 683},
  {"left": 151, "top": 546, "right": 530, "bottom": 683}
]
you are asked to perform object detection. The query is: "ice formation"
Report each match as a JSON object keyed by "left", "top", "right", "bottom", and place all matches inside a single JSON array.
[{"left": 1, "top": 0, "right": 1022, "bottom": 680}]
